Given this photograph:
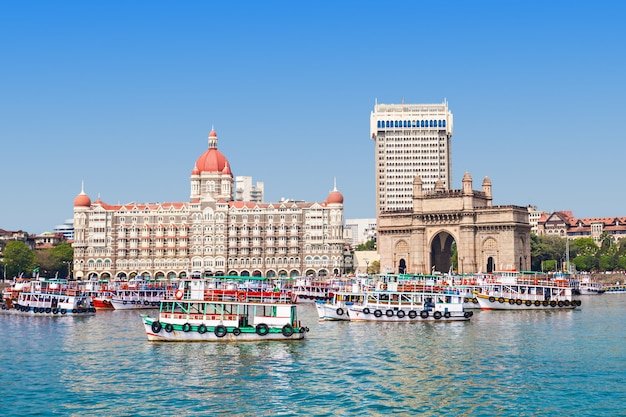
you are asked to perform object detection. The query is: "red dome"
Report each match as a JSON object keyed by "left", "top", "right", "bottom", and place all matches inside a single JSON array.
[
  {"left": 326, "top": 190, "right": 344, "bottom": 204},
  {"left": 193, "top": 129, "right": 232, "bottom": 176},
  {"left": 194, "top": 148, "right": 230, "bottom": 174},
  {"left": 74, "top": 192, "right": 91, "bottom": 207}
]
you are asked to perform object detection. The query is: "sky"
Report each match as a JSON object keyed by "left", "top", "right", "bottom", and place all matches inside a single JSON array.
[{"left": 1, "top": 1, "right": 625, "bottom": 235}]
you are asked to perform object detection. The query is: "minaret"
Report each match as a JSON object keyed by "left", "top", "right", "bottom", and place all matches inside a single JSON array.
[
  {"left": 462, "top": 171, "right": 473, "bottom": 209},
  {"left": 482, "top": 176, "right": 493, "bottom": 207},
  {"left": 412, "top": 174, "right": 423, "bottom": 212}
]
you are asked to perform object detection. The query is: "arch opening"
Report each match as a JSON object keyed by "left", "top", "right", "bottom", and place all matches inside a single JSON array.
[{"left": 430, "top": 232, "right": 456, "bottom": 274}]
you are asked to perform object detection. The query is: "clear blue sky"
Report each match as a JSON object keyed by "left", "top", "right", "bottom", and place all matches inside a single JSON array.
[{"left": 2, "top": 1, "right": 625, "bottom": 235}]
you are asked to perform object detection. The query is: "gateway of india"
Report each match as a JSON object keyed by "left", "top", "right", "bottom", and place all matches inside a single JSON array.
[
  {"left": 72, "top": 129, "right": 345, "bottom": 280},
  {"left": 372, "top": 100, "right": 531, "bottom": 274}
]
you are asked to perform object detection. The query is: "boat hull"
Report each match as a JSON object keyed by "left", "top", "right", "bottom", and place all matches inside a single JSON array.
[
  {"left": 474, "top": 293, "right": 580, "bottom": 310},
  {"left": 110, "top": 298, "right": 160, "bottom": 310},
  {"left": 0, "top": 304, "right": 95, "bottom": 316},
  {"left": 92, "top": 297, "right": 115, "bottom": 309},
  {"left": 315, "top": 301, "right": 351, "bottom": 321},
  {"left": 141, "top": 315, "right": 307, "bottom": 342},
  {"left": 578, "top": 288, "right": 605, "bottom": 295},
  {"left": 347, "top": 306, "right": 471, "bottom": 322}
]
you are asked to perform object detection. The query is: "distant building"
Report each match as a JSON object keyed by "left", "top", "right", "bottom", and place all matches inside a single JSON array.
[
  {"left": 33, "top": 232, "right": 66, "bottom": 249},
  {"left": 537, "top": 211, "right": 626, "bottom": 244},
  {"left": 0, "top": 229, "right": 28, "bottom": 243},
  {"left": 72, "top": 128, "right": 344, "bottom": 280},
  {"left": 370, "top": 100, "right": 453, "bottom": 214},
  {"left": 527, "top": 206, "right": 548, "bottom": 235},
  {"left": 54, "top": 219, "right": 75, "bottom": 240},
  {"left": 344, "top": 218, "right": 376, "bottom": 247},
  {"left": 235, "top": 176, "right": 264, "bottom": 202}
]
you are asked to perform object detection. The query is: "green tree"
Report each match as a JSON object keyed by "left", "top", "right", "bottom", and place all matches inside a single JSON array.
[
  {"left": 572, "top": 254, "right": 597, "bottom": 272},
  {"left": 3, "top": 241, "right": 37, "bottom": 278},
  {"left": 34, "top": 242, "right": 73, "bottom": 278},
  {"left": 35, "top": 249, "right": 56, "bottom": 277},
  {"left": 355, "top": 239, "right": 376, "bottom": 251},
  {"left": 573, "top": 237, "right": 598, "bottom": 257},
  {"left": 369, "top": 260, "right": 380, "bottom": 274},
  {"left": 451, "top": 241, "right": 458, "bottom": 272},
  {"left": 531, "top": 235, "right": 567, "bottom": 271},
  {"left": 542, "top": 259, "right": 557, "bottom": 272},
  {"left": 51, "top": 242, "right": 73, "bottom": 277},
  {"left": 598, "top": 253, "right": 618, "bottom": 271}
]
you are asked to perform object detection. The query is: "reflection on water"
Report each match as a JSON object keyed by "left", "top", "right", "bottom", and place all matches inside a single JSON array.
[{"left": 1, "top": 296, "right": 625, "bottom": 416}]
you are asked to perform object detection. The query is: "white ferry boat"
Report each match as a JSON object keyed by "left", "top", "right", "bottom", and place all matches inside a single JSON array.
[
  {"left": 141, "top": 276, "right": 308, "bottom": 341},
  {"left": 577, "top": 277, "right": 605, "bottom": 295},
  {"left": 1, "top": 278, "right": 95, "bottom": 316},
  {"left": 86, "top": 278, "right": 174, "bottom": 310},
  {"left": 292, "top": 277, "right": 352, "bottom": 303},
  {"left": 315, "top": 285, "right": 368, "bottom": 321},
  {"left": 347, "top": 277, "right": 472, "bottom": 322},
  {"left": 109, "top": 287, "right": 171, "bottom": 310},
  {"left": 473, "top": 273, "right": 581, "bottom": 310}
]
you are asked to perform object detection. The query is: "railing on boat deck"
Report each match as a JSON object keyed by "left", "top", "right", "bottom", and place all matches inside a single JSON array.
[{"left": 181, "top": 289, "right": 296, "bottom": 303}]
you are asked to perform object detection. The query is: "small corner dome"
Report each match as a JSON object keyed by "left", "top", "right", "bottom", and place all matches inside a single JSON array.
[
  {"left": 74, "top": 192, "right": 91, "bottom": 207},
  {"left": 327, "top": 189, "right": 344, "bottom": 204},
  {"left": 482, "top": 176, "right": 492, "bottom": 185}
]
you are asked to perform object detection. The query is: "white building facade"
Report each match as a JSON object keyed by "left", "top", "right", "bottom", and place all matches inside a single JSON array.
[
  {"left": 72, "top": 129, "right": 344, "bottom": 280},
  {"left": 344, "top": 218, "right": 377, "bottom": 247},
  {"left": 235, "top": 176, "right": 264, "bottom": 202},
  {"left": 370, "top": 100, "right": 453, "bottom": 214}
]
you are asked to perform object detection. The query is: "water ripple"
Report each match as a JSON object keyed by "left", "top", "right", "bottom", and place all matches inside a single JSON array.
[{"left": 1, "top": 296, "right": 625, "bottom": 416}]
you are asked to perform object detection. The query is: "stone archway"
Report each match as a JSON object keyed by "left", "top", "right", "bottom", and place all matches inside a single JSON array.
[
  {"left": 376, "top": 173, "right": 531, "bottom": 275},
  {"left": 431, "top": 231, "right": 455, "bottom": 274},
  {"left": 398, "top": 259, "right": 407, "bottom": 274},
  {"left": 394, "top": 240, "right": 409, "bottom": 274}
]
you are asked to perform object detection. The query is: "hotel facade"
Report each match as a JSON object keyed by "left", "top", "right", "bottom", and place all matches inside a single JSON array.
[{"left": 72, "top": 129, "right": 345, "bottom": 280}]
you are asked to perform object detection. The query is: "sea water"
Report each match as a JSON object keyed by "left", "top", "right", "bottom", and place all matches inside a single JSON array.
[{"left": 0, "top": 295, "right": 624, "bottom": 416}]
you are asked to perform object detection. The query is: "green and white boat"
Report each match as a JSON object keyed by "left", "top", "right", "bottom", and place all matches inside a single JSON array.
[{"left": 141, "top": 276, "right": 308, "bottom": 342}]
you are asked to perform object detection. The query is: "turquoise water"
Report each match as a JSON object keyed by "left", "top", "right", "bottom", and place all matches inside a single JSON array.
[{"left": 1, "top": 295, "right": 624, "bottom": 416}]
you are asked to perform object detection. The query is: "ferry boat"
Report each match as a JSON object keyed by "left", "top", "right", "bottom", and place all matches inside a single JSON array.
[
  {"left": 292, "top": 276, "right": 353, "bottom": 302},
  {"left": 315, "top": 284, "right": 368, "bottom": 321},
  {"left": 346, "top": 277, "right": 472, "bottom": 322},
  {"left": 577, "top": 277, "right": 605, "bottom": 295},
  {"left": 1, "top": 278, "right": 95, "bottom": 316},
  {"left": 602, "top": 283, "right": 626, "bottom": 293},
  {"left": 347, "top": 291, "right": 471, "bottom": 322},
  {"left": 109, "top": 287, "right": 170, "bottom": 310},
  {"left": 141, "top": 276, "right": 309, "bottom": 341},
  {"left": 85, "top": 278, "right": 174, "bottom": 310},
  {"left": 473, "top": 272, "right": 581, "bottom": 310}
]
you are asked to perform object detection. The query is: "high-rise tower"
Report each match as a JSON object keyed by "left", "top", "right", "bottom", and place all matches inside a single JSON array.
[{"left": 370, "top": 100, "right": 453, "bottom": 213}]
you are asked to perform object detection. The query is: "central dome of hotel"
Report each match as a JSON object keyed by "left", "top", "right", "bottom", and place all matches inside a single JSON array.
[{"left": 192, "top": 129, "right": 232, "bottom": 176}]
